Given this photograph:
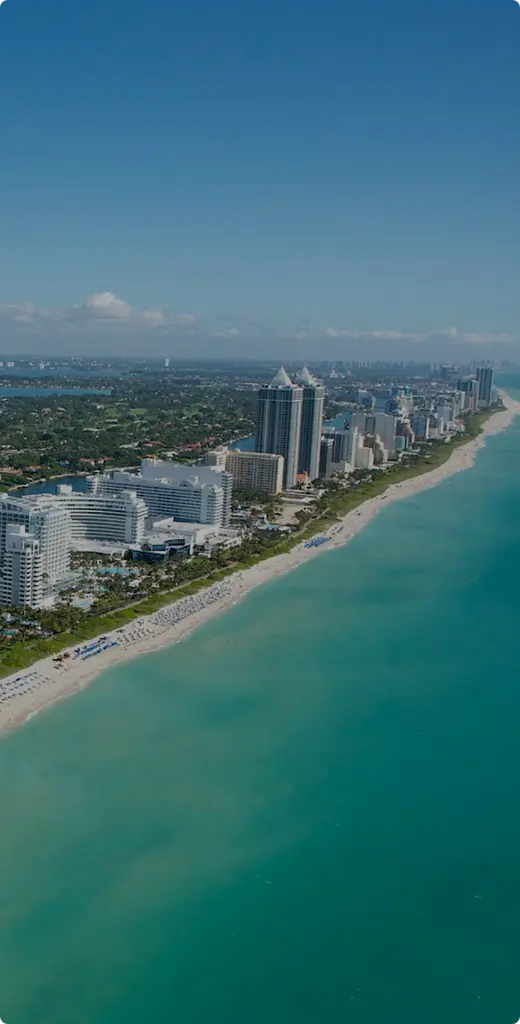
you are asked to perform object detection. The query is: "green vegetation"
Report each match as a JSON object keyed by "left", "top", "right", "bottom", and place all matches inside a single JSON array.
[
  {"left": 0, "top": 404, "right": 500, "bottom": 678},
  {"left": 0, "top": 574, "right": 228, "bottom": 677},
  {"left": 0, "top": 371, "right": 256, "bottom": 486}
]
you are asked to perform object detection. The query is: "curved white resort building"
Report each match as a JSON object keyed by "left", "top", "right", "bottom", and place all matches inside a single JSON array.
[
  {"left": 87, "top": 459, "right": 232, "bottom": 528},
  {"left": 54, "top": 486, "right": 147, "bottom": 545}
]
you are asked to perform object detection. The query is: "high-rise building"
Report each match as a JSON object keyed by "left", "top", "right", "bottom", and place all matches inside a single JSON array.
[
  {"left": 457, "top": 377, "right": 480, "bottom": 411},
  {"left": 319, "top": 437, "right": 334, "bottom": 479},
  {"left": 332, "top": 428, "right": 360, "bottom": 466},
  {"left": 297, "top": 367, "right": 324, "bottom": 481},
  {"left": 411, "top": 413, "right": 430, "bottom": 441},
  {"left": 0, "top": 525, "right": 43, "bottom": 607},
  {"left": 256, "top": 367, "right": 303, "bottom": 488},
  {"left": 223, "top": 451, "right": 284, "bottom": 494},
  {"left": 365, "top": 413, "right": 397, "bottom": 455},
  {"left": 355, "top": 445, "right": 374, "bottom": 471},
  {"left": 436, "top": 404, "right": 454, "bottom": 428},
  {"left": 0, "top": 495, "right": 72, "bottom": 605},
  {"left": 87, "top": 459, "right": 232, "bottom": 528},
  {"left": 357, "top": 389, "right": 375, "bottom": 410},
  {"left": 332, "top": 429, "right": 349, "bottom": 463},
  {"left": 396, "top": 419, "right": 414, "bottom": 450},
  {"left": 476, "top": 367, "right": 494, "bottom": 407},
  {"left": 53, "top": 486, "right": 148, "bottom": 544},
  {"left": 350, "top": 412, "right": 368, "bottom": 434}
]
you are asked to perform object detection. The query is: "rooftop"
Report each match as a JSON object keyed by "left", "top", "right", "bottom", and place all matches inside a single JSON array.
[{"left": 270, "top": 366, "right": 293, "bottom": 387}]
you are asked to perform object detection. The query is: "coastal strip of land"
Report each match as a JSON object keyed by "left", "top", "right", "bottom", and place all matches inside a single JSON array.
[{"left": 1, "top": 390, "right": 519, "bottom": 738}]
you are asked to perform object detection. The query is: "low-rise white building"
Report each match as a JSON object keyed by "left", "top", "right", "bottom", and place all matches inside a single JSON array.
[{"left": 148, "top": 517, "right": 221, "bottom": 548}]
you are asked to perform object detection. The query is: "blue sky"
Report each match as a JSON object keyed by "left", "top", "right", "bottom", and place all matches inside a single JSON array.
[{"left": 0, "top": 0, "right": 519, "bottom": 357}]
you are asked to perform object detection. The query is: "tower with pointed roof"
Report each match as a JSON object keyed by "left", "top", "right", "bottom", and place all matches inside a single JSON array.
[
  {"left": 255, "top": 368, "right": 303, "bottom": 488},
  {"left": 297, "top": 367, "right": 325, "bottom": 481}
]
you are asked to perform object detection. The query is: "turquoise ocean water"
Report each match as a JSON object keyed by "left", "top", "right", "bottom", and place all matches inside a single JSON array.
[{"left": 1, "top": 386, "right": 520, "bottom": 1023}]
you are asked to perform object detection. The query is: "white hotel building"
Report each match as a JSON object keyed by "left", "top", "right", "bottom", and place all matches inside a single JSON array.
[
  {"left": 0, "top": 458, "right": 231, "bottom": 607},
  {"left": 0, "top": 495, "right": 71, "bottom": 606},
  {"left": 0, "top": 488, "right": 149, "bottom": 606},
  {"left": 87, "top": 459, "right": 232, "bottom": 528},
  {"left": 53, "top": 485, "right": 147, "bottom": 544},
  {"left": 1, "top": 525, "right": 44, "bottom": 608}
]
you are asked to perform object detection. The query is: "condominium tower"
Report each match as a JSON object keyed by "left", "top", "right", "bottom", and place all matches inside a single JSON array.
[
  {"left": 476, "top": 367, "right": 494, "bottom": 408},
  {"left": 297, "top": 366, "right": 324, "bottom": 481},
  {"left": 350, "top": 412, "right": 397, "bottom": 456},
  {"left": 256, "top": 367, "right": 303, "bottom": 488},
  {"left": 456, "top": 377, "right": 480, "bottom": 411},
  {"left": 222, "top": 451, "right": 284, "bottom": 494},
  {"left": 0, "top": 495, "right": 71, "bottom": 606},
  {"left": 319, "top": 437, "right": 334, "bottom": 479},
  {"left": 1, "top": 525, "right": 44, "bottom": 607}
]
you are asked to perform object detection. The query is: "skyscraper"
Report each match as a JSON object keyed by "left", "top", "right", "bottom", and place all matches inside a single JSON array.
[
  {"left": 457, "top": 377, "right": 480, "bottom": 411},
  {"left": 0, "top": 525, "right": 43, "bottom": 607},
  {"left": 319, "top": 437, "right": 334, "bottom": 479},
  {"left": 476, "top": 367, "right": 494, "bottom": 408},
  {"left": 331, "top": 428, "right": 359, "bottom": 465},
  {"left": 353, "top": 412, "right": 397, "bottom": 455},
  {"left": 297, "top": 366, "right": 324, "bottom": 481},
  {"left": 411, "top": 412, "right": 430, "bottom": 441},
  {"left": 367, "top": 413, "right": 397, "bottom": 456},
  {"left": 0, "top": 495, "right": 71, "bottom": 606},
  {"left": 256, "top": 367, "right": 303, "bottom": 488}
]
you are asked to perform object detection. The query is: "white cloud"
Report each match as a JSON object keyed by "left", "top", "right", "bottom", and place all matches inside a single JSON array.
[
  {"left": 0, "top": 302, "right": 39, "bottom": 324},
  {"left": 1, "top": 297, "right": 518, "bottom": 356},
  {"left": 323, "top": 326, "right": 518, "bottom": 346},
  {"left": 324, "top": 327, "right": 426, "bottom": 342},
  {"left": 459, "top": 331, "right": 517, "bottom": 345},
  {"left": 213, "top": 327, "right": 240, "bottom": 338},
  {"left": 83, "top": 292, "right": 147, "bottom": 322},
  {"left": 0, "top": 293, "right": 195, "bottom": 330}
]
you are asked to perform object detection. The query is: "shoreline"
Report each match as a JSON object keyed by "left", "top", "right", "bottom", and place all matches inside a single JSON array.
[{"left": 1, "top": 390, "right": 519, "bottom": 738}]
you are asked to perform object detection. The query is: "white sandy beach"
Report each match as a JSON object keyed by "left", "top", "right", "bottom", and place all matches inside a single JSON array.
[{"left": 1, "top": 390, "right": 519, "bottom": 738}]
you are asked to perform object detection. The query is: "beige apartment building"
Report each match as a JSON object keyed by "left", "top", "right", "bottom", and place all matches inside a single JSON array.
[
  {"left": 203, "top": 449, "right": 284, "bottom": 494},
  {"left": 225, "top": 451, "right": 284, "bottom": 494}
]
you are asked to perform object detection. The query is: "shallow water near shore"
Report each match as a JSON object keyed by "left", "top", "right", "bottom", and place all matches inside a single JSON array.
[{"left": 1, "top": 388, "right": 520, "bottom": 1023}]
